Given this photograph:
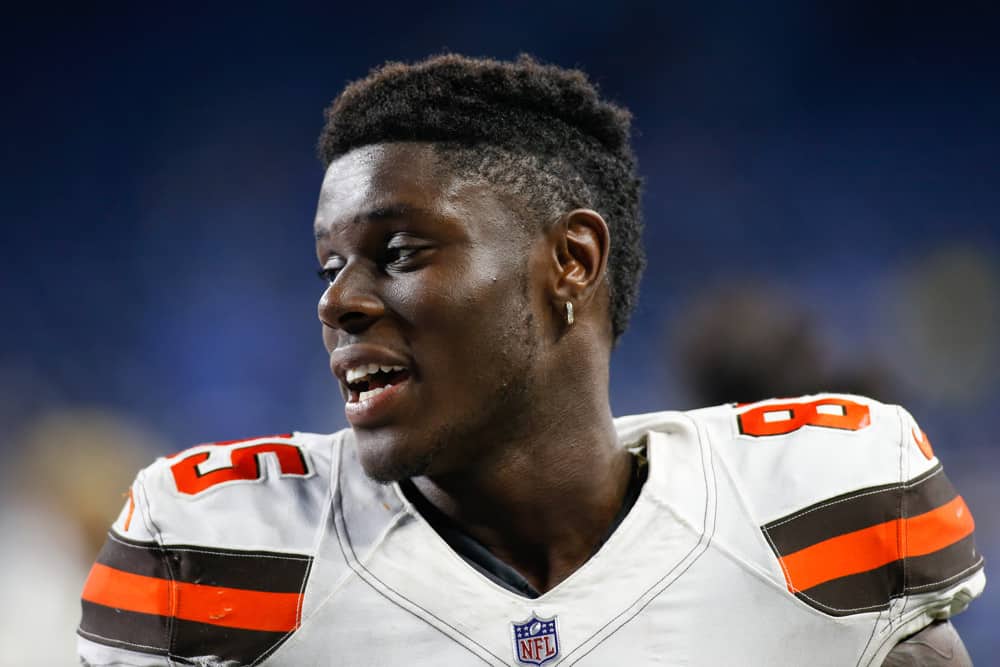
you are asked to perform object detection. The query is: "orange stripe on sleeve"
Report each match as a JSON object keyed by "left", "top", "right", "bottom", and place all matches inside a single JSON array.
[
  {"left": 81, "top": 563, "right": 301, "bottom": 633},
  {"left": 82, "top": 562, "right": 171, "bottom": 617},
  {"left": 905, "top": 495, "right": 974, "bottom": 557},
  {"left": 780, "top": 495, "right": 975, "bottom": 592}
]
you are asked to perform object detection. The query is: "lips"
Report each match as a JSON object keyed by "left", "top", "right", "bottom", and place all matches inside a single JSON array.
[{"left": 330, "top": 344, "right": 414, "bottom": 426}]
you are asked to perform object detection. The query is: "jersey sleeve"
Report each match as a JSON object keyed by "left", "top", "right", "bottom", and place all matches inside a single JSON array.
[
  {"left": 752, "top": 399, "right": 985, "bottom": 663},
  {"left": 77, "top": 434, "right": 328, "bottom": 667},
  {"left": 886, "top": 407, "right": 985, "bottom": 631},
  {"left": 77, "top": 470, "right": 172, "bottom": 666}
]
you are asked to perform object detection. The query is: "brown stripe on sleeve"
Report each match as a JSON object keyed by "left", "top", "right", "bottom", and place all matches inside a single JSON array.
[
  {"left": 904, "top": 466, "right": 962, "bottom": 517},
  {"left": 793, "top": 561, "right": 904, "bottom": 616},
  {"left": 78, "top": 600, "right": 170, "bottom": 655},
  {"left": 164, "top": 544, "right": 311, "bottom": 593},
  {"left": 80, "top": 531, "right": 313, "bottom": 663},
  {"left": 790, "top": 532, "right": 982, "bottom": 616},
  {"left": 95, "top": 532, "right": 167, "bottom": 578},
  {"left": 764, "top": 464, "right": 955, "bottom": 557},
  {"left": 763, "top": 465, "right": 981, "bottom": 616},
  {"left": 78, "top": 601, "right": 292, "bottom": 664},
  {"left": 906, "top": 533, "right": 984, "bottom": 591},
  {"left": 94, "top": 532, "right": 311, "bottom": 593}
]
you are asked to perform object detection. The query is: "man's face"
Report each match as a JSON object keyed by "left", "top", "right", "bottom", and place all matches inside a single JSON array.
[{"left": 315, "top": 143, "right": 544, "bottom": 481}]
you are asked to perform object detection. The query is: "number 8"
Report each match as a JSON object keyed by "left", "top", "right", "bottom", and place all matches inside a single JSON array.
[{"left": 737, "top": 397, "right": 871, "bottom": 437}]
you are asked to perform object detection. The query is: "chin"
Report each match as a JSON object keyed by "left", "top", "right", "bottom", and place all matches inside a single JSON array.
[{"left": 353, "top": 428, "right": 440, "bottom": 483}]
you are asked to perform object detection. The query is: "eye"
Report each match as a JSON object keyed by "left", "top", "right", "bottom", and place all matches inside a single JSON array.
[
  {"left": 385, "top": 246, "right": 420, "bottom": 265},
  {"left": 384, "top": 234, "right": 430, "bottom": 270},
  {"left": 316, "top": 258, "right": 345, "bottom": 285},
  {"left": 316, "top": 268, "right": 337, "bottom": 284}
]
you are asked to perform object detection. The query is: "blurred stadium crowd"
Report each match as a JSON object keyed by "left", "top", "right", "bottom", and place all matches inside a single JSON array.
[{"left": 3, "top": 3, "right": 998, "bottom": 664}]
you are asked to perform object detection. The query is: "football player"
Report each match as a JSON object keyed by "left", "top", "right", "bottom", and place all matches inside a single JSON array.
[{"left": 78, "top": 54, "right": 983, "bottom": 666}]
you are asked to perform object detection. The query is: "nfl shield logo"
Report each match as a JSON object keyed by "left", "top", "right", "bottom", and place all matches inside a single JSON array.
[{"left": 511, "top": 613, "right": 560, "bottom": 665}]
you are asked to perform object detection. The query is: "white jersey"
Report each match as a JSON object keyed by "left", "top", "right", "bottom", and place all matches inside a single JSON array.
[{"left": 78, "top": 394, "right": 985, "bottom": 666}]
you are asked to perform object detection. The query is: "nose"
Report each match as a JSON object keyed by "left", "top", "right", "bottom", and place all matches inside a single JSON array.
[{"left": 317, "top": 261, "right": 384, "bottom": 334}]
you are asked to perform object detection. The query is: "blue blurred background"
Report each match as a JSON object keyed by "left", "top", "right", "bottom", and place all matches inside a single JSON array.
[{"left": 3, "top": 3, "right": 997, "bottom": 663}]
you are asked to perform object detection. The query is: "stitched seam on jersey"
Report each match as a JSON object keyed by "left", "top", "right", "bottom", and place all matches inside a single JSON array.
[
  {"left": 275, "top": 432, "right": 342, "bottom": 656},
  {"left": 562, "top": 413, "right": 718, "bottom": 666},
  {"left": 103, "top": 533, "right": 305, "bottom": 562},
  {"left": 390, "top": 481, "right": 553, "bottom": 605},
  {"left": 159, "top": 525, "right": 181, "bottom": 663},
  {"left": 248, "top": 560, "right": 314, "bottom": 667},
  {"left": 133, "top": 470, "right": 159, "bottom": 540},
  {"left": 246, "top": 546, "right": 316, "bottom": 666},
  {"left": 705, "top": 532, "right": 794, "bottom": 595},
  {"left": 759, "top": 467, "right": 946, "bottom": 612},
  {"left": 106, "top": 523, "right": 312, "bottom": 659},
  {"left": 78, "top": 636, "right": 176, "bottom": 667},
  {"left": 708, "top": 433, "right": 794, "bottom": 593},
  {"left": 856, "top": 608, "right": 884, "bottom": 667},
  {"left": 332, "top": 483, "right": 498, "bottom": 666},
  {"left": 78, "top": 628, "right": 169, "bottom": 653},
  {"left": 764, "top": 467, "right": 943, "bottom": 529},
  {"left": 289, "top": 434, "right": 398, "bottom": 631},
  {"left": 272, "top": 458, "right": 335, "bottom": 639},
  {"left": 862, "top": 588, "right": 975, "bottom": 667},
  {"left": 336, "top": 515, "right": 499, "bottom": 665},
  {"left": 905, "top": 558, "right": 984, "bottom": 592},
  {"left": 793, "top": 590, "right": 889, "bottom": 613},
  {"left": 766, "top": 521, "right": 888, "bottom": 614},
  {"left": 137, "top": 471, "right": 309, "bottom": 665},
  {"left": 131, "top": 475, "right": 180, "bottom": 666},
  {"left": 760, "top": 525, "right": 890, "bottom": 614},
  {"left": 316, "top": 508, "right": 408, "bottom": 613},
  {"left": 779, "top": 559, "right": 984, "bottom": 616},
  {"left": 761, "top": 527, "right": 798, "bottom": 599},
  {"left": 247, "top": 435, "right": 335, "bottom": 666},
  {"left": 896, "top": 405, "right": 907, "bottom": 626},
  {"left": 155, "top": 547, "right": 309, "bottom": 560},
  {"left": 107, "top": 532, "right": 154, "bottom": 551},
  {"left": 332, "top": 438, "right": 496, "bottom": 663},
  {"left": 105, "top": 531, "right": 314, "bottom": 559}
]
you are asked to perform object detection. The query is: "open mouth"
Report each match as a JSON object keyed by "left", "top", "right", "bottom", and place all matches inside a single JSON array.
[{"left": 345, "top": 363, "right": 412, "bottom": 403}]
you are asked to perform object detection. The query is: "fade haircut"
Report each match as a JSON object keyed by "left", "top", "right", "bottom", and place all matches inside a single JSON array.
[{"left": 318, "top": 53, "right": 644, "bottom": 341}]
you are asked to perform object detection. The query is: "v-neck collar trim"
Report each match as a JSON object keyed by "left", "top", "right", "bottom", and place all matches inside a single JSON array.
[
  {"left": 396, "top": 450, "right": 650, "bottom": 600},
  {"left": 331, "top": 413, "right": 718, "bottom": 665}
]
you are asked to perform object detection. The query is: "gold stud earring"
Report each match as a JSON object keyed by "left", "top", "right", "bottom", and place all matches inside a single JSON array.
[{"left": 566, "top": 301, "right": 574, "bottom": 325}]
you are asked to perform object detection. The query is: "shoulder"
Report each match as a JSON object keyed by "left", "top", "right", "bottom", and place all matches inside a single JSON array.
[
  {"left": 618, "top": 394, "right": 922, "bottom": 518},
  {"left": 619, "top": 395, "right": 985, "bottom": 620},
  {"left": 78, "top": 430, "right": 345, "bottom": 666},
  {"left": 126, "top": 430, "right": 340, "bottom": 550},
  {"left": 676, "top": 394, "right": 942, "bottom": 521}
]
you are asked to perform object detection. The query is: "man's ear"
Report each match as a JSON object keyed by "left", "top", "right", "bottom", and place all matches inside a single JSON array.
[{"left": 548, "top": 208, "right": 610, "bottom": 306}]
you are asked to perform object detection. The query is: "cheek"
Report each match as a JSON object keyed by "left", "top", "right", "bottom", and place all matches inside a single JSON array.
[
  {"left": 389, "top": 255, "right": 523, "bottom": 330},
  {"left": 387, "top": 266, "right": 533, "bottom": 384}
]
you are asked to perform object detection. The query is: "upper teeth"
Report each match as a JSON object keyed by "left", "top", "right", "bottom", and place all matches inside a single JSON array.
[{"left": 345, "top": 363, "right": 406, "bottom": 384}]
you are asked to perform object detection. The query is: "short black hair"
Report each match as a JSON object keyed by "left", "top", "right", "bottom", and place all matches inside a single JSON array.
[{"left": 318, "top": 53, "right": 644, "bottom": 341}]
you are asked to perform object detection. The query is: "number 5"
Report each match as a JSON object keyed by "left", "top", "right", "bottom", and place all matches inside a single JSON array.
[{"left": 170, "top": 441, "right": 310, "bottom": 495}]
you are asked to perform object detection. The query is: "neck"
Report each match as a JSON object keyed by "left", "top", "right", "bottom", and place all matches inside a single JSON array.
[{"left": 410, "top": 368, "right": 631, "bottom": 593}]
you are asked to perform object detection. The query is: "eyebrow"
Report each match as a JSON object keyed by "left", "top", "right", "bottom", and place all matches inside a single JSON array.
[{"left": 314, "top": 203, "right": 433, "bottom": 240}]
